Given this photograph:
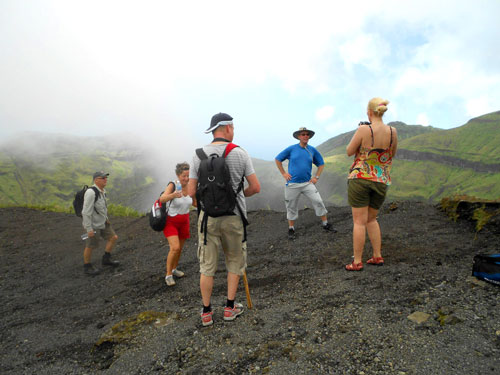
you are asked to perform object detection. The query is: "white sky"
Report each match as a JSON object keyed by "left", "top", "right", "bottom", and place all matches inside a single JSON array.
[{"left": 1, "top": 0, "right": 499, "bottom": 160}]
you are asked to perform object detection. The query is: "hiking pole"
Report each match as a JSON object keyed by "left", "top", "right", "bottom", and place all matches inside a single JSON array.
[{"left": 242, "top": 271, "right": 253, "bottom": 309}]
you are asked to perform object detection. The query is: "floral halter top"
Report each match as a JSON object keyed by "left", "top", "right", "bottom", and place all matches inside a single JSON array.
[{"left": 348, "top": 125, "right": 394, "bottom": 185}]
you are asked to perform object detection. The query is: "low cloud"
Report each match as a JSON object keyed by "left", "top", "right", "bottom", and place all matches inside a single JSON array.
[
  {"left": 416, "top": 113, "right": 430, "bottom": 126},
  {"left": 466, "top": 97, "right": 496, "bottom": 118},
  {"left": 315, "top": 106, "right": 335, "bottom": 122},
  {"left": 324, "top": 121, "right": 347, "bottom": 135},
  {"left": 1, "top": 0, "right": 499, "bottom": 160}
]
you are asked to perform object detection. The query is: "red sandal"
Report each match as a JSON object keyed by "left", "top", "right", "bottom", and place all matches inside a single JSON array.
[
  {"left": 366, "top": 257, "right": 384, "bottom": 266},
  {"left": 345, "top": 261, "right": 363, "bottom": 271}
]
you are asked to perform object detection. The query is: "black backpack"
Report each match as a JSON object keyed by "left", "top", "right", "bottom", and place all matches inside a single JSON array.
[
  {"left": 148, "top": 182, "right": 174, "bottom": 232},
  {"left": 195, "top": 143, "right": 248, "bottom": 244},
  {"left": 472, "top": 254, "right": 500, "bottom": 286},
  {"left": 73, "top": 185, "right": 100, "bottom": 217}
]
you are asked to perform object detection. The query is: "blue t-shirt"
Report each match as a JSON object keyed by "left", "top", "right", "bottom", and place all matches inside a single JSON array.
[{"left": 275, "top": 144, "right": 324, "bottom": 184}]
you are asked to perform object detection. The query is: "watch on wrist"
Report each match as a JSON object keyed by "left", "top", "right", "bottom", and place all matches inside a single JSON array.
[{"left": 315, "top": 175, "right": 320, "bottom": 179}]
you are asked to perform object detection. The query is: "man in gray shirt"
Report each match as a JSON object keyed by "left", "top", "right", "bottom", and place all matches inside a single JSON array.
[
  {"left": 82, "top": 171, "right": 119, "bottom": 275},
  {"left": 188, "top": 113, "right": 260, "bottom": 326}
]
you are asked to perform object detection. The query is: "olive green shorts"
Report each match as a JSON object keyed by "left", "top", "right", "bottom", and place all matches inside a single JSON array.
[
  {"left": 347, "top": 179, "right": 388, "bottom": 209},
  {"left": 197, "top": 214, "right": 247, "bottom": 277},
  {"left": 85, "top": 222, "right": 116, "bottom": 249}
]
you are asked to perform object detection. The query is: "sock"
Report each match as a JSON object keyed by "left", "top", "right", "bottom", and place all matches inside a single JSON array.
[
  {"left": 202, "top": 305, "right": 211, "bottom": 313},
  {"left": 226, "top": 299, "right": 234, "bottom": 309},
  {"left": 322, "top": 220, "right": 328, "bottom": 226},
  {"left": 289, "top": 226, "right": 295, "bottom": 230}
]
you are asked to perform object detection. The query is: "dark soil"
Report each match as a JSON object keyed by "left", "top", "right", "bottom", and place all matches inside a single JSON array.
[{"left": 1, "top": 201, "right": 499, "bottom": 374}]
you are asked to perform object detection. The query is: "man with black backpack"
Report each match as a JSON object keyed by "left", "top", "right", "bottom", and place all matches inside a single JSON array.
[
  {"left": 188, "top": 112, "right": 260, "bottom": 326},
  {"left": 81, "top": 171, "right": 119, "bottom": 276}
]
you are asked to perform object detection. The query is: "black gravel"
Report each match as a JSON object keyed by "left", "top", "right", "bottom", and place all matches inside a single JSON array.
[{"left": 0, "top": 201, "right": 499, "bottom": 374}]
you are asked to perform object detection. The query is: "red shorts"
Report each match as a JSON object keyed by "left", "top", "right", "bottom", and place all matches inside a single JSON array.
[{"left": 163, "top": 213, "right": 190, "bottom": 239}]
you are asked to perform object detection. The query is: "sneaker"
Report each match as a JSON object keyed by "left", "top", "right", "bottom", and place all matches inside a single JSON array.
[
  {"left": 165, "top": 275, "right": 176, "bottom": 286},
  {"left": 288, "top": 228, "right": 296, "bottom": 240},
  {"left": 322, "top": 223, "right": 337, "bottom": 233},
  {"left": 201, "top": 310, "right": 213, "bottom": 326},
  {"left": 84, "top": 263, "right": 100, "bottom": 276},
  {"left": 102, "top": 252, "right": 120, "bottom": 267},
  {"left": 172, "top": 269, "right": 185, "bottom": 278},
  {"left": 223, "top": 302, "right": 244, "bottom": 321}
]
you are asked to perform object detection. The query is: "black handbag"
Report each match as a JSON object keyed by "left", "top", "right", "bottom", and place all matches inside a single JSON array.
[{"left": 148, "top": 183, "right": 174, "bottom": 232}]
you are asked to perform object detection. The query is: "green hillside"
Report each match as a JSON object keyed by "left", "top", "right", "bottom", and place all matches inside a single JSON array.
[
  {"left": 0, "top": 134, "right": 159, "bottom": 212},
  {"left": 398, "top": 111, "right": 500, "bottom": 164},
  {"left": 317, "top": 121, "right": 440, "bottom": 158}
]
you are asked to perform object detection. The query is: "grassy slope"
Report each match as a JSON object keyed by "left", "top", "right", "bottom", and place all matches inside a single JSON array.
[
  {"left": 390, "top": 159, "right": 500, "bottom": 201},
  {"left": 0, "top": 137, "right": 157, "bottom": 211},
  {"left": 398, "top": 111, "right": 500, "bottom": 164}
]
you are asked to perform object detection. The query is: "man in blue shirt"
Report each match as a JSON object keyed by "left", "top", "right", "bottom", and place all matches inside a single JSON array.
[{"left": 275, "top": 127, "right": 336, "bottom": 239}]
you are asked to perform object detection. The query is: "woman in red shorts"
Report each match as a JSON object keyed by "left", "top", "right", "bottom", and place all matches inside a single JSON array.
[{"left": 160, "top": 162, "right": 194, "bottom": 286}]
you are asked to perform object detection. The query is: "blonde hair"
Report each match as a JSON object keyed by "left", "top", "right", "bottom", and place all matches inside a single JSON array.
[
  {"left": 175, "top": 162, "right": 189, "bottom": 176},
  {"left": 368, "top": 97, "right": 389, "bottom": 117}
]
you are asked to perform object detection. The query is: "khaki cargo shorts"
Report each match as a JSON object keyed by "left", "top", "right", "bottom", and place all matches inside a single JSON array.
[
  {"left": 197, "top": 214, "right": 247, "bottom": 277},
  {"left": 85, "top": 222, "right": 116, "bottom": 249},
  {"left": 348, "top": 178, "right": 388, "bottom": 210}
]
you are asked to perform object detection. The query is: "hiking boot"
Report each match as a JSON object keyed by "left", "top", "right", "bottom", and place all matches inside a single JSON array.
[
  {"left": 288, "top": 228, "right": 296, "bottom": 240},
  {"left": 84, "top": 263, "right": 100, "bottom": 276},
  {"left": 201, "top": 310, "right": 213, "bottom": 326},
  {"left": 172, "top": 269, "right": 185, "bottom": 278},
  {"left": 322, "top": 223, "right": 337, "bottom": 233},
  {"left": 165, "top": 275, "right": 176, "bottom": 286},
  {"left": 223, "top": 302, "right": 244, "bottom": 321},
  {"left": 102, "top": 252, "right": 120, "bottom": 267}
]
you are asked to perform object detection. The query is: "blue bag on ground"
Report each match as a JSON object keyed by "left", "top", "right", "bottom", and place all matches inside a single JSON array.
[{"left": 472, "top": 254, "right": 500, "bottom": 286}]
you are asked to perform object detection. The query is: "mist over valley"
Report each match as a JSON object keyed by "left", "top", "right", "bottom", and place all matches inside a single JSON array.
[{"left": 1, "top": 111, "right": 499, "bottom": 213}]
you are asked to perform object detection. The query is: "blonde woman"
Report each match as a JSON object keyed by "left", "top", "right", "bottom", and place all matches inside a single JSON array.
[
  {"left": 345, "top": 98, "right": 398, "bottom": 271},
  {"left": 160, "top": 162, "right": 195, "bottom": 286}
]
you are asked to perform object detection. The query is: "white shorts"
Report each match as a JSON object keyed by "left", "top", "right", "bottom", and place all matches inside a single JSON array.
[{"left": 284, "top": 183, "right": 327, "bottom": 221}]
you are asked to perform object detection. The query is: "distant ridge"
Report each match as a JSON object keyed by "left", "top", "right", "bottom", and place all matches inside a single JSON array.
[
  {"left": 316, "top": 121, "right": 440, "bottom": 157},
  {"left": 1, "top": 112, "right": 499, "bottom": 210},
  {"left": 396, "top": 149, "right": 500, "bottom": 172}
]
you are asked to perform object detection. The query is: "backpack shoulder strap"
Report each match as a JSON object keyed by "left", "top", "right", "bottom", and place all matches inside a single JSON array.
[
  {"left": 159, "top": 182, "right": 175, "bottom": 210},
  {"left": 223, "top": 142, "right": 239, "bottom": 158},
  {"left": 196, "top": 148, "right": 208, "bottom": 160},
  {"left": 88, "top": 186, "right": 101, "bottom": 215},
  {"left": 164, "top": 181, "right": 175, "bottom": 193},
  {"left": 224, "top": 142, "right": 245, "bottom": 193},
  {"left": 91, "top": 186, "right": 100, "bottom": 202}
]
